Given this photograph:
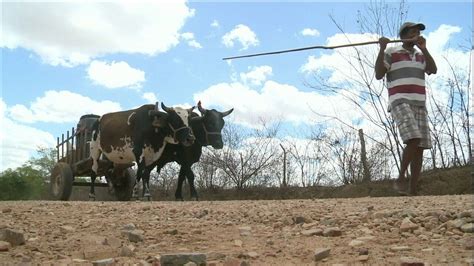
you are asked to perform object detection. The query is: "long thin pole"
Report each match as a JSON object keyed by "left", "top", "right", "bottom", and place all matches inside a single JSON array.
[{"left": 223, "top": 39, "right": 411, "bottom": 60}]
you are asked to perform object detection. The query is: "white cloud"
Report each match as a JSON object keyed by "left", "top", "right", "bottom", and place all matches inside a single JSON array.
[
  {"left": 180, "top": 32, "right": 202, "bottom": 49},
  {"left": 8, "top": 90, "right": 122, "bottom": 124},
  {"left": 300, "top": 32, "right": 380, "bottom": 84},
  {"left": 193, "top": 80, "right": 356, "bottom": 129},
  {"left": 8, "top": 105, "right": 34, "bottom": 123},
  {"left": 425, "top": 24, "right": 461, "bottom": 54},
  {"left": 142, "top": 92, "right": 158, "bottom": 104},
  {"left": 423, "top": 25, "right": 468, "bottom": 87},
  {"left": 240, "top": 66, "right": 273, "bottom": 86},
  {"left": 1, "top": 1, "right": 194, "bottom": 67},
  {"left": 211, "top": 20, "right": 220, "bottom": 28},
  {"left": 222, "top": 24, "right": 259, "bottom": 50},
  {"left": 87, "top": 60, "right": 145, "bottom": 89},
  {"left": 187, "top": 40, "right": 203, "bottom": 49},
  {"left": 0, "top": 99, "right": 56, "bottom": 171},
  {"left": 181, "top": 32, "right": 194, "bottom": 40},
  {"left": 301, "top": 28, "right": 320, "bottom": 37}
]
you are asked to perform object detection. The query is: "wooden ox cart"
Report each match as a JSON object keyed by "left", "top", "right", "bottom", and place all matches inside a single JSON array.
[{"left": 49, "top": 114, "right": 135, "bottom": 201}]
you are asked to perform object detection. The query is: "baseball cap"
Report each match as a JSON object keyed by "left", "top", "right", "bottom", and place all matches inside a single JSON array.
[{"left": 399, "top": 22, "right": 425, "bottom": 37}]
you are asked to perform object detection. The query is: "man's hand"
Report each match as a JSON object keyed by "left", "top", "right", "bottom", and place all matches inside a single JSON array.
[
  {"left": 375, "top": 37, "right": 390, "bottom": 80},
  {"left": 378, "top": 37, "right": 390, "bottom": 51},
  {"left": 416, "top": 36, "right": 427, "bottom": 50}
]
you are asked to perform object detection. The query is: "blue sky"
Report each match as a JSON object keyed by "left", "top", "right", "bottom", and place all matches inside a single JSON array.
[{"left": 1, "top": 0, "right": 472, "bottom": 171}]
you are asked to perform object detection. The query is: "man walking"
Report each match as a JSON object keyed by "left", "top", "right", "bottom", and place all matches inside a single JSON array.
[{"left": 375, "top": 22, "right": 437, "bottom": 195}]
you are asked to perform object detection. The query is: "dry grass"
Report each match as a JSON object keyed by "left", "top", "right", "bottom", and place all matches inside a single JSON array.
[{"left": 66, "top": 165, "right": 472, "bottom": 201}]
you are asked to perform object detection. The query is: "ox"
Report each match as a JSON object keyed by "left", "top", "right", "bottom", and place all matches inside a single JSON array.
[
  {"left": 140, "top": 101, "right": 233, "bottom": 201},
  {"left": 89, "top": 102, "right": 195, "bottom": 199}
]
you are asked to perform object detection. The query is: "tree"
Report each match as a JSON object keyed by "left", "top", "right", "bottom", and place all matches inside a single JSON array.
[
  {"left": 0, "top": 165, "right": 45, "bottom": 200},
  {"left": 151, "top": 162, "right": 179, "bottom": 196},
  {"left": 318, "top": 127, "right": 363, "bottom": 185},
  {"left": 428, "top": 57, "right": 471, "bottom": 168},
  {"left": 205, "top": 121, "right": 280, "bottom": 189},
  {"left": 26, "top": 146, "right": 57, "bottom": 180},
  {"left": 284, "top": 130, "right": 328, "bottom": 187},
  {"left": 0, "top": 146, "right": 57, "bottom": 200},
  {"left": 194, "top": 148, "right": 229, "bottom": 189}
]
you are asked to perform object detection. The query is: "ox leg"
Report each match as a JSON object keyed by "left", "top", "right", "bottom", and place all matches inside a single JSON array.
[
  {"left": 89, "top": 141, "right": 102, "bottom": 201},
  {"left": 142, "top": 166, "right": 153, "bottom": 201},
  {"left": 185, "top": 166, "right": 199, "bottom": 201},
  {"left": 89, "top": 173, "right": 97, "bottom": 201},
  {"left": 105, "top": 173, "right": 114, "bottom": 194},
  {"left": 132, "top": 179, "right": 140, "bottom": 199},
  {"left": 175, "top": 167, "right": 186, "bottom": 201},
  {"left": 132, "top": 161, "right": 144, "bottom": 199},
  {"left": 132, "top": 144, "right": 145, "bottom": 200}
]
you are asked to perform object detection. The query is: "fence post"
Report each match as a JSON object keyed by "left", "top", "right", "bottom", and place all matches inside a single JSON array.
[
  {"left": 56, "top": 137, "right": 60, "bottom": 162},
  {"left": 280, "top": 144, "right": 287, "bottom": 187},
  {"left": 61, "top": 133, "right": 64, "bottom": 162},
  {"left": 66, "top": 130, "right": 70, "bottom": 164},
  {"left": 71, "top": 127, "right": 75, "bottom": 164},
  {"left": 358, "top": 129, "right": 370, "bottom": 182}
]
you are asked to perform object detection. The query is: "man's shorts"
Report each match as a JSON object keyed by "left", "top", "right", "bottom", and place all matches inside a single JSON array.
[{"left": 391, "top": 103, "right": 432, "bottom": 149}]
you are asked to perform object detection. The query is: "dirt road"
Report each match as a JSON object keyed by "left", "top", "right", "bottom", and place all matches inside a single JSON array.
[{"left": 0, "top": 195, "right": 473, "bottom": 265}]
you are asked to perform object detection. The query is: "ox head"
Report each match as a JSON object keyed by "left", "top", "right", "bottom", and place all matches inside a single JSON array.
[
  {"left": 149, "top": 102, "right": 195, "bottom": 147},
  {"left": 191, "top": 101, "right": 233, "bottom": 149}
]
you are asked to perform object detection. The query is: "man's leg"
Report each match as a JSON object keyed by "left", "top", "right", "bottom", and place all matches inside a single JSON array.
[
  {"left": 409, "top": 147, "right": 424, "bottom": 195},
  {"left": 391, "top": 103, "right": 424, "bottom": 194},
  {"left": 397, "top": 138, "right": 421, "bottom": 188}
]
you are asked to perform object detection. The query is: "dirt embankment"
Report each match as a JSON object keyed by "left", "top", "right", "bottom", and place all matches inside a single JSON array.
[
  {"left": 66, "top": 165, "right": 472, "bottom": 202},
  {"left": 1, "top": 195, "right": 473, "bottom": 265}
]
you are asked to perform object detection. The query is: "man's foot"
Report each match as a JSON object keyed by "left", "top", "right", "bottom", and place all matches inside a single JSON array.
[
  {"left": 393, "top": 178, "right": 409, "bottom": 195},
  {"left": 409, "top": 177, "right": 419, "bottom": 196}
]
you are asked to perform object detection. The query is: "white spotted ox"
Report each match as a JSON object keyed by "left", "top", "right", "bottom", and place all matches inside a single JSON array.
[{"left": 89, "top": 102, "right": 195, "bottom": 199}]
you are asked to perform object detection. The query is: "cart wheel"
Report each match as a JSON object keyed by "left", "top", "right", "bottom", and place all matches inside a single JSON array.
[
  {"left": 50, "top": 162, "right": 73, "bottom": 201},
  {"left": 113, "top": 168, "right": 136, "bottom": 201}
]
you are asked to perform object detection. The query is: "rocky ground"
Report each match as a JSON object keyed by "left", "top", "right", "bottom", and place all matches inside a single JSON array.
[{"left": 0, "top": 195, "right": 473, "bottom": 265}]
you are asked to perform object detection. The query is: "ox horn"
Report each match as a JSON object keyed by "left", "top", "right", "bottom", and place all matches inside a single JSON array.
[
  {"left": 149, "top": 101, "right": 167, "bottom": 116},
  {"left": 197, "top": 100, "right": 207, "bottom": 115},
  {"left": 221, "top": 108, "right": 234, "bottom": 117},
  {"left": 161, "top": 102, "right": 173, "bottom": 113}
]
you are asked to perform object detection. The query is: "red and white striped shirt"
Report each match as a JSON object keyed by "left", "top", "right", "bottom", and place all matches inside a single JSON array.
[{"left": 383, "top": 46, "right": 427, "bottom": 109}]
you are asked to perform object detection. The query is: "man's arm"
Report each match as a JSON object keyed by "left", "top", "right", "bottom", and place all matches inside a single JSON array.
[
  {"left": 416, "top": 36, "right": 437, "bottom": 75},
  {"left": 375, "top": 37, "right": 390, "bottom": 80}
]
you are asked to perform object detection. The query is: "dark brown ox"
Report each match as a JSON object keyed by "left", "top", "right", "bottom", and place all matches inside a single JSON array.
[
  {"left": 141, "top": 101, "right": 233, "bottom": 201},
  {"left": 89, "top": 102, "right": 195, "bottom": 199}
]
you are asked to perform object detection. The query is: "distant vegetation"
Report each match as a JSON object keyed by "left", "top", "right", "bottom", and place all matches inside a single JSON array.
[
  {"left": 0, "top": 147, "right": 55, "bottom": 200},
  {"left": 0, "top": 164, "right": 46, "bottom": 200}
]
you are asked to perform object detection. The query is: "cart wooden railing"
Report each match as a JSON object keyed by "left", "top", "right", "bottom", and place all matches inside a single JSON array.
[
  {"left": 56, "top": 126, "right": 92, "bottom": 165},
  {"left": 55, "top": 127, "right": 112, "bottom": 184}
]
